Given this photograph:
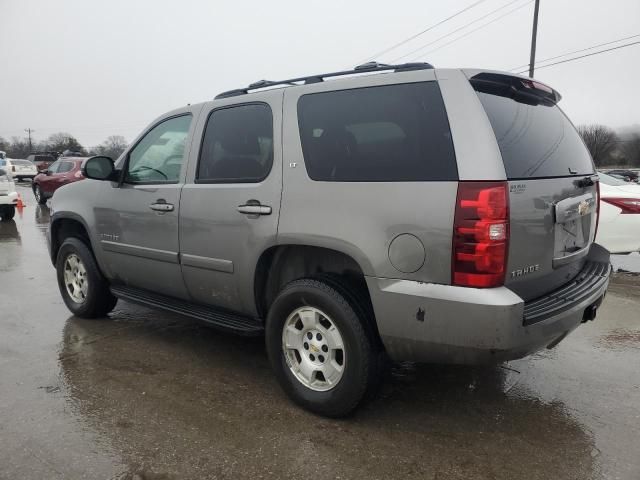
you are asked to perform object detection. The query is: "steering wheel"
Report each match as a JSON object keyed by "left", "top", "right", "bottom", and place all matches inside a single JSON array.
[{"left": 129, "top": 165, "right": 168, "bottom": 180}]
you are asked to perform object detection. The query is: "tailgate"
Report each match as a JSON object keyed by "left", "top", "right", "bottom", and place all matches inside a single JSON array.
[
  {"left": 469, "top": 72, "right": 598, "bottom": 301},
  {"left": 507, "top": 177, "right": 597, "bottom": 300}
]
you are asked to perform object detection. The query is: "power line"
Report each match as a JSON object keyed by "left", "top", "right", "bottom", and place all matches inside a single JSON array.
[
  {"left": 391, "top": 0, "right": 522, "bottom": 63},
  {"left": 515, "top": 40, "right": 640, "bottom": 73},
  {"left": 509, "top": 33, "right": 640, "bottom": 71},
  {"left": 409, "top": 0, "right": 533, "bottom": 62},
  {"left": 357, "top": 0, "right": 489, "bottom": 63}
]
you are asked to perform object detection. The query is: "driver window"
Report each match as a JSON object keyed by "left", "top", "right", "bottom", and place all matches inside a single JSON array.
[
  {"left": 48, "top": 161, "right": 61, "bottom": 174},
  {"left": 125, "top": 115, "right": 192, "bottom": 184}
]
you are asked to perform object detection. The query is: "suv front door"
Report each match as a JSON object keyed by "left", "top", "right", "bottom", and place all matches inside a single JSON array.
[
  {"left": 95, "top": 110, "right": 199, "bottom": 299},
  {"left": 39, "top": 160, "right": 61, "bottom": 196},
  {"left": 180, "top": 92, "right": 283, "bottom": 315}
]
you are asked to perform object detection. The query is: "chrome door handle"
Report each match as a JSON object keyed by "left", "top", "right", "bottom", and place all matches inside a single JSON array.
[
  {"left": 150, "top": 201, "right": 174, "bottom": 212},
  {"left": 237, "top": 204, "right": 271, "bottom": 215}
]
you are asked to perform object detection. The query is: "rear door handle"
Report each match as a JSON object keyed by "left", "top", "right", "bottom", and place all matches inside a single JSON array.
[
  {"left": 150, "top": 200, "right": 174, "bottom": 212},
  {"left": 237, "top": 203, "right": 271, "bottom": 215}
]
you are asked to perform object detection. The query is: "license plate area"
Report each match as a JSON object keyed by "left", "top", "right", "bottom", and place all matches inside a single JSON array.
[{"left": 553, "top": 193, "right": 595, "bottom": 267}]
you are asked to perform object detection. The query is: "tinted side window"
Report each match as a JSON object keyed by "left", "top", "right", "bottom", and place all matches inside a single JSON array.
[
  {"left": 297, "top": 82, "right": 457, "bottom": 182},
  {"left": 57, "top": 161, "right": 74, "bottom": 173},
  {"left": 48, "top": 161, "right": 60, "bottom": 173},
  {"left": 125, "top": 115, "right": 192, "bottom": 184},
  {"left": 197, "top": 104, "right": 273, "bottom": 183}
]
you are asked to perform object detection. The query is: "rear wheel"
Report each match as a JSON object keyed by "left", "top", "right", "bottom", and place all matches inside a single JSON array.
[
  {"left": 56, "top": 237, "right": 117, "bottom": 318},
  {"left": 266, "top": 278, "right": 378, "bottom": 417},
  {"left": 0, "top": 206, "right": 15, "bottom": 221},
  {"left": 33, "top": 184, "right": 46, "bottom": 205}
]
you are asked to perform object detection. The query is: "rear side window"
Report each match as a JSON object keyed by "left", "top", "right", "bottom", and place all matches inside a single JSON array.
[
  {"left": 57, "top": 161, "right": 74, "bottom": 173},
  {"left": 197, "top": 103, "right": 273, "bottom": 183},
  {"left": 297, "top": 82, "right": 457, "bottom": 182},
  {"left": 474, "top": 86, "right": 593, "bottom": 179}
]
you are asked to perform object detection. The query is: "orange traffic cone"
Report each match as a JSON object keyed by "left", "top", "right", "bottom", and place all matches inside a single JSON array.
[{"left": 16, "top": 193, "right": 25, "bottom": 210}]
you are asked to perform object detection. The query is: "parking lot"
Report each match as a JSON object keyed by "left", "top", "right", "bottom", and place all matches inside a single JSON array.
[{"left": 1, "top": 183, "right": 639, "bottom": 480}]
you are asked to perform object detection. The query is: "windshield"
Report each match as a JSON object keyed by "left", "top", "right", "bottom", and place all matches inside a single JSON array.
[{"left": 473, "top": 82, "right": 594, "bottom": 179}]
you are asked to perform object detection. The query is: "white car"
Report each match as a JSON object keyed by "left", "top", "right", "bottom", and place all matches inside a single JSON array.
[
  {"left": 0, "top": 167, "right": 18, "bottom": 222},
  {"left": 0, "top": 158, "right": 38, "bottom": 182},
  {"left": 11, "top": 158, "right": 39, "bottom": 181},
  {"left": 597, "top": 172, "right": 640, "bottom": 254}
]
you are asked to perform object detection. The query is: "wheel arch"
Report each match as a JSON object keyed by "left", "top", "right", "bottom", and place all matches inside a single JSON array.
[
  {"left": 49, "top": 213, "right": 94, "bottom": 264},
  {"left": 254, "top": 244, "right": 379, "bottom": 337}
]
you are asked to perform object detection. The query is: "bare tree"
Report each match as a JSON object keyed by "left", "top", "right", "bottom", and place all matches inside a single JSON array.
[
  {"left": 8, "top": 136, "right": 31, "bottom": 158},
  {"left": 99, "top": 135, "right": 128, "bottom": 160},
  {"left": 622, "top": 133, "right": 640, "bottom": 168},
  {"left": 46, "top": 132, "right": 85, "bottom": 155},
  {"left": 577, "top": 124, "right": 619, "bottom": 167}
]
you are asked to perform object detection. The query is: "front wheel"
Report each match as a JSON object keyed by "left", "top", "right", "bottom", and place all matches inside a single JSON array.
[
  {"left": 56, "top": 237, "right": 117, "bottom": 318},
  {"left": 266, "top": 278, "right": 377, "bottom": 417},
  {"left": 0, "top": 206, "right": 15, "bottom": 221},
  {"left": 33, "top": 185, "right": 47, "bottom": 205}
]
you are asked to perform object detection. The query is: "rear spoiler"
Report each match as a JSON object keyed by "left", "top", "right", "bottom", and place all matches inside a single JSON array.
[{"left": 467, "top": 71, "right": 561, "bottom": 106}]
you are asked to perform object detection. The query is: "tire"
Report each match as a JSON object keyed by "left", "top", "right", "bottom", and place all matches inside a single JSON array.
[
  {"left": 33, "top": 184, "right": 47, "bottom": 205},
  {"left": 266, "top": 278, "right": 378, "bottom": 417},
  {"left": 56, "top": 237, "right": 117, "bottom": 318},
  {"left": 0, "top": 206, "right": 15, "bottom": 222}
]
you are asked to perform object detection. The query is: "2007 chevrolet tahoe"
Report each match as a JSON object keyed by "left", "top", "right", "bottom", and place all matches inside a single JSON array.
[{"left": 47, "top": 62, "right": 611, "bottom": 416}]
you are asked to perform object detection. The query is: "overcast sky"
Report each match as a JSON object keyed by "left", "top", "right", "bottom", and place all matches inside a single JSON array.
[{"left": 1, "top": 0, "right": 639, "bottom": 148}]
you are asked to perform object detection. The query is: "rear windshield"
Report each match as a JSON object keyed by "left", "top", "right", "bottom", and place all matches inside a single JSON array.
[
  {"left": 12, "top": 160, "right": 31, "bottom": 166},
  {"left": 297, "top": 82, "right": 457, "bottom": 182},
  {"left": 474, "top": 88, "right": 594, "bottom": 179}
]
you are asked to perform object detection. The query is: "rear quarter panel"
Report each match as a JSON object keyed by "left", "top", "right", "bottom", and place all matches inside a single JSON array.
[{"left": 280, "top": 70, "right": 458, "bottom": 284}]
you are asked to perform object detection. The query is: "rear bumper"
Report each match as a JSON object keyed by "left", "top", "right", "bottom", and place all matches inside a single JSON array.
[
  {"left": 367, "top": 243, "right": 611, "bottom": 364},
  {"left": 0, "top": 192, "right": 18, "bottom": 205}
]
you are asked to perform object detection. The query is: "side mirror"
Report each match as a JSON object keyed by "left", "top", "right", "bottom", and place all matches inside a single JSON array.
[{"left": 82, "top": 156, "right": 116, "bottom": 181}]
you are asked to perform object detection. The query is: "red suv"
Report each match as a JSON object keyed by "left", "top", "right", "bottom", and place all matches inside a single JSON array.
[{"left": 33, "top": 157, "right": 86, "bottom": 204}]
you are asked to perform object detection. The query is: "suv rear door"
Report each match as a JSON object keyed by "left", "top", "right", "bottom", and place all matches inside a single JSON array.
[
  {"left": 179, "top": 90, "right": 283, "bottom": 315},
  {"left": 466, "top": 71, "right": 598, "bottom": 301}
]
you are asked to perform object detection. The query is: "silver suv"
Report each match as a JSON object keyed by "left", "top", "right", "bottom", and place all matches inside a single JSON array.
[{"left": 48, "top": 63, "right": 611, "bottom": 416}]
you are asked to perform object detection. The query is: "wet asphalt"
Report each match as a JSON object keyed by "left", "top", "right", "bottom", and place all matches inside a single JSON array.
[{"left": 1, "top": 184, "right": 639, "bottom": 480}]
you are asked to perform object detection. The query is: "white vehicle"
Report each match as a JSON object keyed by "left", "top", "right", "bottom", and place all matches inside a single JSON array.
[
  {"left": 7, "top": 158, "right": 38, "bottom": 181},
  {"left": 0, "top": 167, "right": 18, "bottom": 222},
  {"left": 597, "top": 172, "right": 640, "bottom": 254}
]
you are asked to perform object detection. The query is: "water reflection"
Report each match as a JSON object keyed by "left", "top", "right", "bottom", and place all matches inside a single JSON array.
[
  {"left": 59, "top": 310, "right": 597, "bottom": 479},
  {"left": 35, "top": 204, "right": 51, "bottom": 225},
  {"left": 0, "top": 219, "right": 20, "bottom": 243},
  {"left": 0, "top": 220, "right": 22, "bottom": 271}
]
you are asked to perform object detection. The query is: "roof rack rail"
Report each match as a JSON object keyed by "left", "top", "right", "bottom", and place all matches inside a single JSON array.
[{"left": 214, "top": 61, "right": 434, "bottom": 99}]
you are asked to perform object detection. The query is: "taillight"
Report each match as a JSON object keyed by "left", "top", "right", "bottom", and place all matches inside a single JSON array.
[
  {"left": 601, "top": 197, "right": 640, "bottom": 214},
  {"left": 453, "top": 181, "right": 509, "bottom": 288}
]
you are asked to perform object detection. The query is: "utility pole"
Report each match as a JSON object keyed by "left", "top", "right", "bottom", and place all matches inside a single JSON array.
[
  {"left": 24, "top": 128, "right": 35, "bottom": 152},
  {"left": 528, "top": 0, "right": 540, "bottom": 78}
]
